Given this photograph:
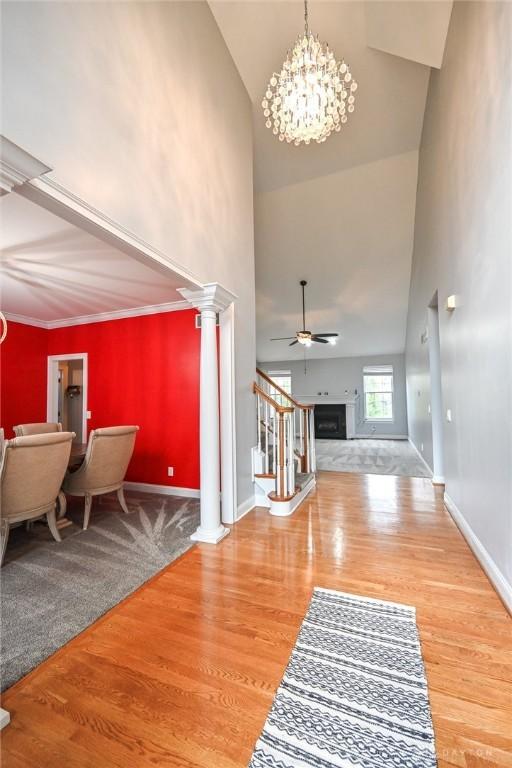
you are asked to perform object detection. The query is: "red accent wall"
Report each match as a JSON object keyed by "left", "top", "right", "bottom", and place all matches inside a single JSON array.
[
  {"left": 1, "top": 311, "right": 200, "bottom": 489},
  {"left": 0, "top": 321, "right": 48, "bottom": 438}
]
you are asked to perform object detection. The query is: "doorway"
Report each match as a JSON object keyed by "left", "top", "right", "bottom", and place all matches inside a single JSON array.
[
  {"left": 427, "top": 293, "right": 444, "bottom": 484},
  {"left": 47, "top": 354, "right": 88, "bottom": 444}
]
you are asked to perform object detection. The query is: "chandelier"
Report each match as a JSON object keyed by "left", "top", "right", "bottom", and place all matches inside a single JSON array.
[{"left": 262, "top": 0, "right": 357, "bottom": 146}]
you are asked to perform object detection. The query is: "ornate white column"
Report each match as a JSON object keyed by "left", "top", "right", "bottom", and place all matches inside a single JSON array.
[{"left": 178, "top": 283, "right": 236, "bottom": 543}]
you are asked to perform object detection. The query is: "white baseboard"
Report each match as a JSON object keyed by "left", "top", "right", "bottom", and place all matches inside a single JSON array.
[
  {"left": 408, "top": 438, "right": 433, "bottom": 477},
  {"left": 236, "top": 495, "right": 255, "bottom": 520},
  {"left": 354, "top": 434, "right": 408, "bottom": 440},
  {"left": 269, "top": 475, "right": 316, "bottom": 517},
  {"left": 254, "top": 492, "right": 271, "bottom": 509},
  {"left": 124, "top": 482, "right": 255, "bottom": 524},
  {"left": 124, "top": 482, "right": 200, "bottom": 499},
  {"left": 444, "top": 492, "right": 512, "bottom": 615}
]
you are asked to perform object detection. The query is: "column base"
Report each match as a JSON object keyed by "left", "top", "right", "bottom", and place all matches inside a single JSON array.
[{"left": 191, "top": 525, "right": 230, "bottom": 545}]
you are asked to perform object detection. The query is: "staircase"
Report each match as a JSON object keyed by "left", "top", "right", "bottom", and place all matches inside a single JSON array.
[{"left": 252, "top": 369, "right": 316, "bottom": 516}]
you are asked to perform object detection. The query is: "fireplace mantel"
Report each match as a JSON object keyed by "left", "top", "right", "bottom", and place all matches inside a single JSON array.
[{"left": 298, "top": 395, "right": 358, "bottom": 406}]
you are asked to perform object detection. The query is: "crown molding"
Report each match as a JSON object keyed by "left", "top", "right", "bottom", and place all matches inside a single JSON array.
[
  {"left": 3, "top": 300, "right": 192, "bottom": 331},
  {"left": 0, "top": 135, "right": 51, "bottom": 195},
  {"left": 179, "top": 282, "right": 237, "bottom": 313},
  {"left": 2, "top": 312, "right": 49, "bottom": 329},
  {"left": 21, "top": 174, "right": 203, "bottom": 290},
  {"left": 1, "top": 141, "right": 210, "bottom": 330}
]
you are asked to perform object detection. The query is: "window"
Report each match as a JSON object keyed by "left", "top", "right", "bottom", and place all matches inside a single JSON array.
[
  {"left": 268, "top": 371, "right": 292, "bottom": 405},
  {"left": 363, "top": 366, "right": 394, "bottom": 421}
]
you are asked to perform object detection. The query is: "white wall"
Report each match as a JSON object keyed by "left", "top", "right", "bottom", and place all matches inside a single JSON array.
[
  {"left": 259, "top": 353, "right": 408, "bottom": 437},
  {"left": 406, "top": 2, "right": 512, "bottom": 598},
  {"left": 255, "top": 151, "right": 419, "bottom": 363},
  {"left": 1, "top": 1, "right": 256, "bottom": 507}
]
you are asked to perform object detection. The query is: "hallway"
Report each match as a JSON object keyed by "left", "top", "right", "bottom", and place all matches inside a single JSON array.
[{"left": 2, "top": 471, "right": 510, "bottom": 767}]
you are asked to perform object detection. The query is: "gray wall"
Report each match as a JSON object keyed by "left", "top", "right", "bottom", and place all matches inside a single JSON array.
[
  {"left": 1, "top": 1, "right": 256, "bottom": 509},
  {"left": 405, "top": 3, "right": 512, "bottom": 590},
  {"left": 259, "top": 354, "right": 408, "bottom": 437}
]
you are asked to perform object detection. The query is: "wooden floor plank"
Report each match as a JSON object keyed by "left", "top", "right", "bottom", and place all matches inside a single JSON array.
[{"left": 1, "top": 471, "right": 511, "bottom": 767}]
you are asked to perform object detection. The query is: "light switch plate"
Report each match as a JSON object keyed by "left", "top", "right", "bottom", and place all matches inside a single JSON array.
[
  {"left": 446, "top": 409, "right": 452, "bottom": 422},
  {"left": 167, "top": 467, "right": 174, "bottom": 477},
  {"left": 86, "top": 411, "right": 91, "bottom": 419}
]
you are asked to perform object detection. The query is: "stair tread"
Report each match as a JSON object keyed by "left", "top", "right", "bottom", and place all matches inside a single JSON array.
[{"left": 295, "top": 472, "right": 314, "bottom": 491}]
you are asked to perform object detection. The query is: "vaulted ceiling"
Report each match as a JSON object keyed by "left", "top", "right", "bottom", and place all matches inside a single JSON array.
[
  {"left": 1, "top": 2, "right": 453, "bottom": 355},
  {"left": 210, "top": 0, "right": 452, "bottom": 362}
]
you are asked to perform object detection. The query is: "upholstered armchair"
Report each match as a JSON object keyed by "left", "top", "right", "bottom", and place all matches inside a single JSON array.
[
  {"left": 0, "top": 431, "right": 75, "bottom": 565},
  {"left": 62, "top": 426, "right": 139, "bottom": 530},
  {"left": 13, "top": 422, "right": 63, "bottom": 437}
]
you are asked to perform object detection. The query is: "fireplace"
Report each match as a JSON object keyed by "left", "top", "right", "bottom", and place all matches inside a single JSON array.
[{"left": 314, "top": 404, "right": 347, "bottom": 440}]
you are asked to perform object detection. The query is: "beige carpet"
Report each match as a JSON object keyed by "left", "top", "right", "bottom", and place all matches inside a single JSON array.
[
  {"left": 1, "top": 491, "right": 199, "bottom": 690},
  {"left": 315, "top": 439, "right": 431, "bottom": 478}
]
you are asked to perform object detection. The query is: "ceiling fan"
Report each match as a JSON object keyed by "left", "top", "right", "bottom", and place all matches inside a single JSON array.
[{"left": 271, "top": 280, "right": 339, "bottom": 347}]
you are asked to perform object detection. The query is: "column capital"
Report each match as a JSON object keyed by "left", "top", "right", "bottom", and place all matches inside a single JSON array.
[{"left": 178, "top": 282, "right": 237, "bottom": 313}]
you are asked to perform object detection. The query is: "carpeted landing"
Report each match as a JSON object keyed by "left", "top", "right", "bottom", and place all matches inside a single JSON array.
[
  {"left": 0, "top": 491, "right": 199, "bottom": 690},
  {"left": 315, "top": 438, "right": 431, "bottom": 478}
]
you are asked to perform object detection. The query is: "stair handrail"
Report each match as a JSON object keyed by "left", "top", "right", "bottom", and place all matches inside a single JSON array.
[
  {"left": 252, "top": 382, "right": 294, "bottom": 413},
  {"left": 253, "top": 382, "right": 295, "bottom": 500},
  {"left": 256, "top": 368, "right": 312, "bottom": 411},
  {"left": 255, "top": 369, "right": 315, "bottom": 474}
]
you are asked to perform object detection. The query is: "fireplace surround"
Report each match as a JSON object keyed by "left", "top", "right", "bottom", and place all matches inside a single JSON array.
[{"left": 314, "top": 404, "right": 347, "bottom": 440}]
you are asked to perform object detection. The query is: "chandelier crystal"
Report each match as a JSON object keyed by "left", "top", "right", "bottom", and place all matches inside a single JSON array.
[{"left": 262, "top": 0, "right": 357, "bottom": 146}]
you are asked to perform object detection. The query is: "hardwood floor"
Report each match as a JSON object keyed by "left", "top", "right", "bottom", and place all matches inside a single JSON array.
[{"left": 1, "top": 472, "right": 511, "bottom": 767}]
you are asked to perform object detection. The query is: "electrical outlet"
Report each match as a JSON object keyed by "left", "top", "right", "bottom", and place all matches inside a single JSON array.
[
  {"left": 86, "top": 411, "right": 91, "bottom": 419},
  {"left": 167, "top": 467, "right": 174, "bottom": 477}
]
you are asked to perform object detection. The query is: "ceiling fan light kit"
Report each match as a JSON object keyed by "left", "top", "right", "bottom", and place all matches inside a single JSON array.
[
  {"left": 262, "top": 0, "right": 357, "bottom": 146},
  {"left": 297, "top": 330, "right": 313, "bottom": 347},
  {"left": 270, "top": 280, "right": 339, "bottom": 349}
]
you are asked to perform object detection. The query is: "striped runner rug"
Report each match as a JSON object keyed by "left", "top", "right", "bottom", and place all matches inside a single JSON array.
[{"left": 249, "top": 588, "right": 437, "bottom": 768}]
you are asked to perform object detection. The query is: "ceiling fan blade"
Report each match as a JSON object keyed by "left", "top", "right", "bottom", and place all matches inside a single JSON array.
[
  {"left": 314, "top": 333, "right": 339, "bottom": 338},
  {"left": 289, "top": 340, "right": 299, "bottom": 346},
  {"left": 270, "top": 337, "right": 296, "bottom": 341},
  {"left": 312, "top": 336, "right": 329, "bottom": 344}
]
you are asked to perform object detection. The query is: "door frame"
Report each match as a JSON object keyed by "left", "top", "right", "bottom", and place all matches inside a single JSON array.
[
  {"left": 219, "top": 303, "right": 237, "bottom": 524},
  {"left": 47, "top": 353, "right": 88, "bottom": 441},
  {"left": 427, "top": 292, "right": 444, "bottom": 484}
]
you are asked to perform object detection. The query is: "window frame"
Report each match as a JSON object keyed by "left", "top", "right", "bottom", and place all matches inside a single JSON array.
[
  {"left": 267, "top": 370, "right": 292, "bottom": 396},
  {"left": 363, "top": 366, "right": 394, "bottom": 423}
]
